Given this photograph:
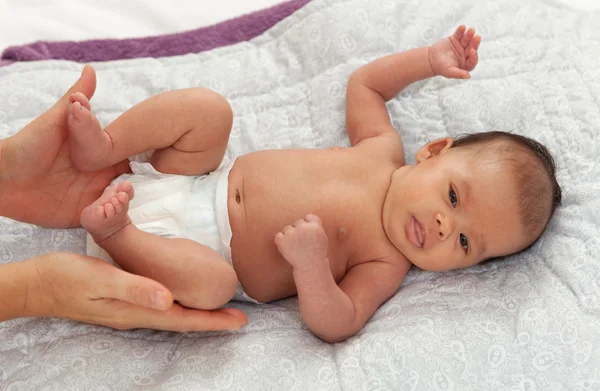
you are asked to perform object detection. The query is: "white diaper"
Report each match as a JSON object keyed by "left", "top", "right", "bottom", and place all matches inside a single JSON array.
[{"left": 86, "top": 158, "right": 259, "bottom": 304}]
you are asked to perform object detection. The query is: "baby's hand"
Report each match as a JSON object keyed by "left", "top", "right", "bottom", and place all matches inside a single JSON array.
[
  {"left": 274, "top": 214, "right": 329, "bottom": 268},
  {"left": 429, "top": 25, "right": 481, "bottom": 79}
]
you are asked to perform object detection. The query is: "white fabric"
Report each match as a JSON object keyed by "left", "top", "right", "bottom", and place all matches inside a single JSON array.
[
  {"left": 0, "top": 0, "right": 286, "bottom": 51},
  {"left": 1, "top": 0, "right": 600, "bottom": 389},
  {"left": 86, "top": 159, "right": 259, "bottom": 303}
]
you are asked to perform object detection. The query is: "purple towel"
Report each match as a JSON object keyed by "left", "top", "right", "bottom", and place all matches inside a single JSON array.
[{"left": 1, "top": 0, "right": 309, "bottom": 65}]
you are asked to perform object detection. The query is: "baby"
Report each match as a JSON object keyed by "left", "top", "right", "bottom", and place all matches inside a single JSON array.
[{"left": 72, "top": 26, "right": 561, "bottom": 342}]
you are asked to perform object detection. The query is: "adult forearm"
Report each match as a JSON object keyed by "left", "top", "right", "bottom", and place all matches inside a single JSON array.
[
  {"left": 0, "top": 260, "right": 35, "bottom": 321},
  {"left": 350, "top": 46, "right": 435, "bottom": 101},
  {"left": 0, "top": 137, "right": 6, "bottom": 218},
  {"left": 293, "top": 259, "right": 357, "bottom": 343}
]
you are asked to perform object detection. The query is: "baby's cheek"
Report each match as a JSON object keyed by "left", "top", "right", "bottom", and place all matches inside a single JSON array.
[{"left": 419, "top": 250, "right": 452, "bottom": 272}]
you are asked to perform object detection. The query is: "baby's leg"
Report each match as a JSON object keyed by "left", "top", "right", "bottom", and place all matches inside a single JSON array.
[
  {"left": 68, "top": 88, "right": 233, "bottom": 176},
  {"left": 81, "top": 183, "right": 238, "bottom": 310}
]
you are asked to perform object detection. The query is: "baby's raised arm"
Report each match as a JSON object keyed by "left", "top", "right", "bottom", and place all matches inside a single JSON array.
[{"left": 345, "top": 25, "right": 481, "bottom": 146}]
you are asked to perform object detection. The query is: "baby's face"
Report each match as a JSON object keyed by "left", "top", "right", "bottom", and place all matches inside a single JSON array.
[{"left": 382, "top": 139, "right": 529, "bottom": 271}]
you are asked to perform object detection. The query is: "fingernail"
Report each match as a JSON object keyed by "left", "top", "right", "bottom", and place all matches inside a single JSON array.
[
  {"left": 222, "top": 308, "right": 238, "bottom": 316},
  {"left": 151, "top": 291, "right": 168, "bottom": 310},
  {"left": 222, "top": 308, "right": 248, "bottom": 330},
  {"left": 228, "top": 322, "right": 247, "bottom": 331}
]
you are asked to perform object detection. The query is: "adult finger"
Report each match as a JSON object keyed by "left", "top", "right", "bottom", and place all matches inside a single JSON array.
[
  {"left": 111, "top": 303, "right": 249, "bottom": 332},
  {"left": 63, "top": 64, "right": 96, "bottom": 102},
  {"left": 48, "top": 64, "right": 97, "bottom": 115},
  {"left": 104, "top": 266, "right": 174, "bottom": 310},
  {"left": 22, "top": 65, "right": 97, "bottom": 141}
]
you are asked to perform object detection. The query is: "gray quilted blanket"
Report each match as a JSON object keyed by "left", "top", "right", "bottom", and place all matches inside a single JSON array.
[{"left": 1, "top": 0, "right": 599, "bottom": 389}]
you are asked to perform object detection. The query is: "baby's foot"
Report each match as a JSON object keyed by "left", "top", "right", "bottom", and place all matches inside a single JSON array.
[
  {"left": 68, "top": 92, "right": 113, "bottom": 172},
  {"left": 81, "top": 182, "right": 134, "bottom": 243}
]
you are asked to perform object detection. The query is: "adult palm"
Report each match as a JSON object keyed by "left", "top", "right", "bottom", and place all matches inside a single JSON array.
[{"left": 0, "top": 66, "right": 130, "bottom": 228}]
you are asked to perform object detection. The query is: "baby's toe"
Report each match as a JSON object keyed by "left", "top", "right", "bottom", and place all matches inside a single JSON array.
[
  {"left": 69, "top": 92, "right": 91, "bottom": 110},
  {"left": 116, "top": 191, "right": 129, "bottom": 204},
  {"left": 69, "top": 101, "right": 92, "bottom": 124},
  {"left": 104, "top": 202, "right": 116, "bottom": 219},
  {"left": 110, "top": 197, "right": 123, "bottom": 214},
  {"left": 116, "top": 181, "right": 134, "bottom": 200}
]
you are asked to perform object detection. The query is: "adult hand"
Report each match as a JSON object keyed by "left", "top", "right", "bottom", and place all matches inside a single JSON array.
[
  {"left": 3, "top": 252, "right": 248, "bottom": 331},
  {"left": 0, "top": 65, "right": 130, "bottom": 228}
]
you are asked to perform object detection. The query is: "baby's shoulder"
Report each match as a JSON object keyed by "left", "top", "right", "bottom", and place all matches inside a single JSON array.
[{"left": 351, "top": 133, "right": 405, "bottom": 166}]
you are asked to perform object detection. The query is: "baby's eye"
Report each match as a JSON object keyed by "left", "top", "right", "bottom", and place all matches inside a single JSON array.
[
  {"left": 449, "top": 187, "right": 458, "bottom": 207},
  {"left": 459, "top": 233, "right": 469, "bottom": 252}
]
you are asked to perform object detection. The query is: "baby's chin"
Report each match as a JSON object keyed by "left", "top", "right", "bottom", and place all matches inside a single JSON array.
[
  {"left": 414, "top": 256, "right": 486, "bottom": 272},
  {"left": 395, "top": 242, "right": 474, "bottom": 272},
  {"left": 406, "top": 256, "right": 465, "bottom": 272},
  {"left": 411, "top": 262, "right": 449, "bottom": 273}
]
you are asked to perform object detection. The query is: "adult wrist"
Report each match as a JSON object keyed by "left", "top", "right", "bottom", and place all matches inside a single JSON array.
[
  {"left": 0, "top": 258, "right": 39, "bottom": 321},
  {"left": 0, "top": 138, "right": 6, "bottom": 215}
]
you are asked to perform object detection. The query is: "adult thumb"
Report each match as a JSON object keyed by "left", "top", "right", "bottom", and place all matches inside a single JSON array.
[
  {"left": 63, "top": 64, "right": 97, "bottom": 101},
  {"left": 49, "top": 65, "right": 96, "bottom": 115},
  {"left": 108, "top": 269, "right": 175, "bottom": 310}
]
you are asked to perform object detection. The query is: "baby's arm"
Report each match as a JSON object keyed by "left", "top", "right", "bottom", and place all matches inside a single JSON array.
[
  {"left": 346, "top": 25, "right": 480, "bottom": 146},
  {"left": 274, "top": 215, "right": 410, "bottom": 343}
]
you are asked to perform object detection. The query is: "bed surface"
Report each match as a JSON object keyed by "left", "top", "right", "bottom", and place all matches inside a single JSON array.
[{"left": 1, "top": 0, "right": 600, "bottom": 390}]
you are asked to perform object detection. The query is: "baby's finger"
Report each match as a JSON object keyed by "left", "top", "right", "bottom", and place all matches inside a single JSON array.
[
  {"left": 293, "top": 218, "right": 306, "bottom": 227},
  {"left": 453, "top": 25, "right": 466, "bottom": 41},
  {"left": 274, "top": 232, "right": 286, "bottom": 248},
  {"left": 304, "top": 214, "right": 322, "bottom": 224},
  {"left": 460, "top": 27, "right": 475, "bottom": 47},
  {"left": 466, "top": 49, "right": 479, "bottom": 71},
  {"left": 470, "top": 34, "right": 481, "bottom": 51},
  {"left": 447, "top": 67, "right": 470, "bottom": 80}
]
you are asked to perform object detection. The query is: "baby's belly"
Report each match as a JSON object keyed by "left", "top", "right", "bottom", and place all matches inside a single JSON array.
[
  {"left": 226, "top": 159, "right": 352, "bottom": 302},
  {"left": 228, "top": 199, "right": 297, "bottom": 301}
]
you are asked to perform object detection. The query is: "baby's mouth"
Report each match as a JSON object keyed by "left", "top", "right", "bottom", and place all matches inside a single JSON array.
[{"left": 408, "top": 216, "right": 424, "bottom": 248}]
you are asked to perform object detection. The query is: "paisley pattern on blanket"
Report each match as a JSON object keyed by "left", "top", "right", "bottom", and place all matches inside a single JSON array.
[{"left": 1, "top": 0, "right": 599, "bottom": 389}]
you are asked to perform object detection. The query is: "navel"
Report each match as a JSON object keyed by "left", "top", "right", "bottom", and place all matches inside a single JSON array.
[
  {"left": 337, "top": 226, "right": 348, "bottom": 240},
  {"left": 235, "top": 189, "right": 241, "bottom": 203}
]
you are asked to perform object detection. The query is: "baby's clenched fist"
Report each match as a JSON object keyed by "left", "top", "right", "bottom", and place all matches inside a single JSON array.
[{"left": 274, "top": 214, "right": 329, "bottom": 268}]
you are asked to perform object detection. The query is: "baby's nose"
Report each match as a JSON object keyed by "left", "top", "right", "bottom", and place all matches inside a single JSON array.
[{"left": 435, "top": 212, "right": 455, "bottom": 241}]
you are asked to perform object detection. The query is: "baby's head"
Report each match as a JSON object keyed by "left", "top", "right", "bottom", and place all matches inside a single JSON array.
[{"left": 382, "top": 131, "right": 561, "bottom": 272}]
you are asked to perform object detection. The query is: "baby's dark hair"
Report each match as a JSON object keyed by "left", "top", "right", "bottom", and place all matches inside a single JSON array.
[{"left": 451, "top": 131, "right": 562, "bottom": 248}]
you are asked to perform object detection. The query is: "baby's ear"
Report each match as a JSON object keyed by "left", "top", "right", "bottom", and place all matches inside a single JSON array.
[{"left": 416, "top": 137, "right": 454, "bottom": 163}]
